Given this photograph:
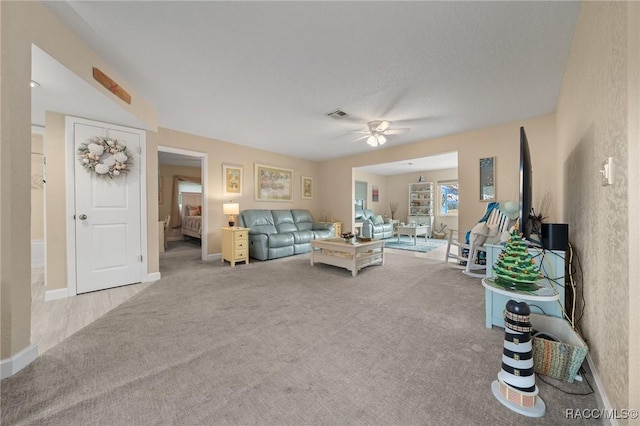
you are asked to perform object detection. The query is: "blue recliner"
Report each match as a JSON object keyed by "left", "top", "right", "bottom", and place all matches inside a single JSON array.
[{"left": 356, "top": 208, "right": 394, "bottom": 239}]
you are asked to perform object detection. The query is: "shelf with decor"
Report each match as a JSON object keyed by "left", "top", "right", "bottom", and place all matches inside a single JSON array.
[{"left": 408, "top": 182, "right": 434, "bottom": 234}]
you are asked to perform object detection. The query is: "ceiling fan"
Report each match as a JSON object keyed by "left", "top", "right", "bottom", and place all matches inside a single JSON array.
[{"left": 353, "top": 120, "right": 409, "bottom": 147}]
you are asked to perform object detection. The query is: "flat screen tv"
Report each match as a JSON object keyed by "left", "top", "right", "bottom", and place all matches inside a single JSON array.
[{"left": 519, "top": 126, "right": 533, "bottom": 241}]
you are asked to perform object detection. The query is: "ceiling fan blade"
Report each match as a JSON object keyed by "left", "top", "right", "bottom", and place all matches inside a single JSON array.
[
  {"left": 353, "top": 134, "right": 370, "bottom": 142},
  {"left": 376, "top": 120, "right": 391, "bottom": 132},
  {"left": 383, "top": 128, "right": 410, "bottom": 135}
]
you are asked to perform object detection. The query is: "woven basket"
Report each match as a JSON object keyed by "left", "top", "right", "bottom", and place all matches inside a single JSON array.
[{"left": 530, "top": 313, "right": 588, "bottom": 383}]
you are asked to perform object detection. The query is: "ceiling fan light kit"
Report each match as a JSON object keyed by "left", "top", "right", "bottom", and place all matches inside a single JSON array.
[
  {"left": 367, "top": 133, "right": 387, "bottom": 147},
  {"left": 355, "top": 120, "right": 409, "bottom": 147}
]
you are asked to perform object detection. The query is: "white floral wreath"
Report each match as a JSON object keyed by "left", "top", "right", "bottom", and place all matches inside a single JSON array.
[{"left": 78, "top": 136, "right": 133, "bottom": 178}]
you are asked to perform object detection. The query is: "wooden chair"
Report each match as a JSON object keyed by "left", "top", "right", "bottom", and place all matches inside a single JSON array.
[{"left": 445, "top": 202, "right": 516, "bottom": 277}]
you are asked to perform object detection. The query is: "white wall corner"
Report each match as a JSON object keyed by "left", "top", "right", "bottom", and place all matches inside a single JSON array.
[
  {"left": 31, "top": 240, "right": 45, "bottom": 268},
  {"left": 143, "top": 272, "right": 161, "bottom": 282},
  {"left": 44, "top": 287, "right": 70, "bottom": 302},
  {"left": 0, "top": 344, "right": 39, "bottom": 380}
]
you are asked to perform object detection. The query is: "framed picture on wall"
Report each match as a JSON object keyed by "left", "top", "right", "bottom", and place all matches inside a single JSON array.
[
  {"left": 223, "top": 164, "right": 243, "bottom": 197},
  {"left": 255, "top": 163, "right": 293, "bottom": 201},
  {"left": 372, "top": 185, "right": 379, "bottom": 202},
  {"left": 301, "top": 176, "right": 313, "bottom": 200},
  {"left": 479, "top": 157, "right": 495, "bottom": 201}
]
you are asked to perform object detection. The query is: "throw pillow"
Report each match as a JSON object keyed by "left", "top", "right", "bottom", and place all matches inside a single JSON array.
[
  {"left": 188, "top": 205, "right": 201, "bottom": 216},
  {"left": 371, "top": 215, "right": 384, "bottom": 225},
  {"left": 471, "top": 222, "right": 489, "bottom": 247},
  {"left": 484, "top": 223, "right": 501, "bottom": 244}
]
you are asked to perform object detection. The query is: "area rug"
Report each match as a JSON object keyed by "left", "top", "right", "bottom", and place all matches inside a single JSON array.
[{"left": 383, "top": 235, "right": 447, "bottom": 253}]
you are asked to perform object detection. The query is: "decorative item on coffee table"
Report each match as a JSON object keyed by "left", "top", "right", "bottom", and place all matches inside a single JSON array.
[{"left": 340, "top": 232, "right": 355, "bottom": 243}]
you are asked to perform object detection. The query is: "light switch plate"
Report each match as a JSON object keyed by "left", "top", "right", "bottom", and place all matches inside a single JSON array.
[{"left": 600, "top": 157, "right": 613, "bottom": 186}]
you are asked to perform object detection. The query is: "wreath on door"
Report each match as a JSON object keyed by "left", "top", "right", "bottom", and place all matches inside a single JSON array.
[{"left": 77, "top": 136, "right": 133, "bottom": 178}]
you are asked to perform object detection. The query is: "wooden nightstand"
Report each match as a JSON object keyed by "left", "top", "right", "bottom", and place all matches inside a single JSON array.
[{"left": 221, "top": 227, "right": 249, "bottom": 267}]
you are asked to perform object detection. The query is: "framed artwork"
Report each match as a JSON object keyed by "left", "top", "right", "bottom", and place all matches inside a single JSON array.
[
  {"left": 255, "top": 163, "right": 293, "bottom": 201},
  {"left": 479, "top": 157, "right": 495, "bottom": 201},
  {"left": 301, "top": 176, "right": 313, "bottom": 200},
  {"left": 158, "top": 175, "right": 164, "bottom": 204},
  {"left": 223, "top": 164, "right": 243, "bottom": 197},
  {"left": 372, "top": 185, "right": 379, "bottom": 202}
]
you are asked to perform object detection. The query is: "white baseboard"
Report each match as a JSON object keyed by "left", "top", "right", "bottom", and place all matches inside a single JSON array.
[
  {"left": 206, "top": 253, "right": 222, "bottom": 262},
  {"left": 31, "top": 240, "right": 45, "bottom": 268},
  {"left": 586, "top": 353, "right": 617, "bottom": 426},
  {"left": 44, "top": 287, "right": 70, "bottom": 301},
  {"left": 0, "top": 344, "right": 38, "bottom": 379},
  {"left": 143, "top": 272, "right": 161, "bottom": 282}
]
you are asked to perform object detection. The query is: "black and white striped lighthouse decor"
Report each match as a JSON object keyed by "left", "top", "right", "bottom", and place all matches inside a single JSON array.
[{"left": 491, "top": 300, "right": 546, "bottom": 417}]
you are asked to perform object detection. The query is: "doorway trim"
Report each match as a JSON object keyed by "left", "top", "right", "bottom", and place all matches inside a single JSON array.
[
  {"left": 157, "top": 145, "right": 208, "bottom": 261},
  {"left": 64, "top": 116, "right": 149, "bottom": 297}
]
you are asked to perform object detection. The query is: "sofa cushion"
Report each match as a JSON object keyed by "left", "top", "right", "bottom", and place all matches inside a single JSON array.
[
  {"left": 313, "top": 229, "right": 334, "bottom": 240},
  {"left": 371, "top": 214, "right": 385, "bottom": 225},
  {"left": 292, "top": 230, "right": 313, "bottom": 244},
  {"left": 269, "top": 233, "right": 294, "bottom": 248},
  {"left": 241, "top": 210, "right": 277, "bottom": 235},
  {"left": 291, "top": 209, "right": 314, "bottom": 231},
  {"left": 272, "top": 210, "right": 297, "bottom": 233}
]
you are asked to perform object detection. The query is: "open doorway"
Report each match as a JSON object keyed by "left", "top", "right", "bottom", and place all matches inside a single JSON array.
[
  {"left": 158, "top": 147, "right": 207, "bottom": 264},
  {"left": 353, "top": 152, "right": 459, "bottom": 235}
]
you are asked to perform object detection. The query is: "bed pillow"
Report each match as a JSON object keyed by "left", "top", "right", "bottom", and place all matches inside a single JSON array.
[{"left": 188, "top": 205, "right": 201, "bottom": 216}]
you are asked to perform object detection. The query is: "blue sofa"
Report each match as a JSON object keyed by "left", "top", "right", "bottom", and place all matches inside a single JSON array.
[
  {"left": 238, "top": 209, "right": 335, "bottom": 261},
  {"left": 355, "top": 207, "right": 394, "bottom": 239}
]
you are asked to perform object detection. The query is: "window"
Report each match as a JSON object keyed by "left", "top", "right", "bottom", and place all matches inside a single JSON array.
[
  {"left": 178, "top": 181, "right": 202, "bottom": 208},
  {"left": 439, "top": 180, "right": 458, "bottom": 216}
]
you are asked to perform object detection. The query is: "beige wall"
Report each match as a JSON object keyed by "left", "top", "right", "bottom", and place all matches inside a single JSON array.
[
  {"left": 148, "top": 127, "right": 322, "bottom": 260},
  {"left": 628, "top": 1, "right": 640, "bottom": 414},
  {"left": 1, "top": 0, "right": 32, "bottom": 359},
  {"left": 1, "top": 1, "right": 157, "bottom": 359},
  {"left": 321, "top": 115, "right": 557, "bottom": 238},
  {"left": 44, "top": 112, "right": 67, "bottom": 291},
  {"left": 556, "top": 1, "right": 639, "bottom": 413},
  {"left": 353, "top": 170, "right": 389, "bottom": 217},
  {"left": 31, "top": 133, "right": 44, "bottom": 241}
]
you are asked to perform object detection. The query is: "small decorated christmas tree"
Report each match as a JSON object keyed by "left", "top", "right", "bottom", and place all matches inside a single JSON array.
[{"left": 493, "top": 231, "right": 542, "bottom": 289}]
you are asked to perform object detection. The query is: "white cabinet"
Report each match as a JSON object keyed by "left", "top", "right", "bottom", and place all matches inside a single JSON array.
[
  {"left": 408, "top": 182, "right": 434, "bottom": 233},
  {"left": 484, "top": 243, "right": 566, "bottom": 329}
]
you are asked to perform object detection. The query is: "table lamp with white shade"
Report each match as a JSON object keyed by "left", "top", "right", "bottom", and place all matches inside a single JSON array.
[{"left": 223, "top": 202, "right": 239, "bottom": 227}]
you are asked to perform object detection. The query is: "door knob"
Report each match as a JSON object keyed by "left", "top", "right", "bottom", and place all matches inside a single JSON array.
[{"left": 79, "top": 214, "right": 87, "bottom": 220}]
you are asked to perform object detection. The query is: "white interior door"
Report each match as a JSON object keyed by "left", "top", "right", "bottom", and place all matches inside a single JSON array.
[{"left": 72, "top": 119, "right": 144, "bottom": 294}]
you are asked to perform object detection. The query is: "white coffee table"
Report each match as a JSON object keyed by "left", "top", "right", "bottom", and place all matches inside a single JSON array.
[
  {"left": 396, "top": 225, "right": 429, "bottom": 245},
  {"left": 310, "top": 238, "right": 384, "bottom": 276}
]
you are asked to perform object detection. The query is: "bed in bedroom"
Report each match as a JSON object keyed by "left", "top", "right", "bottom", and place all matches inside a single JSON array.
[{"left": 181, "top": 192, "right": 202, "bottom": 240}]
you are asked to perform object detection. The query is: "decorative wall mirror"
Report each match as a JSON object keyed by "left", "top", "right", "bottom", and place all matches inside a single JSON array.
[{"left": 479, "top": 157, "right": 495, "bottom": 201}]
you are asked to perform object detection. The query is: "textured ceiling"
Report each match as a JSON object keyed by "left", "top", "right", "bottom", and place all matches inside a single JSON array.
[{"left": 40, "top": 1, "right": 580, "bottom": 163}]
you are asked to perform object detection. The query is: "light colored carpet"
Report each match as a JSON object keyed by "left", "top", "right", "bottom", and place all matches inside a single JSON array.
[
  {"left": 1, "top": 249, "right": 600, "bottom": 425},
  {"left": 383, "top": 236, "right": 447, "bottom": 253}
]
